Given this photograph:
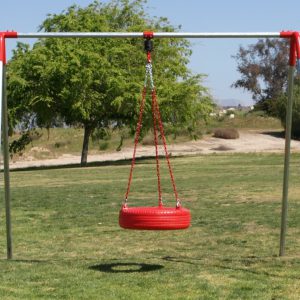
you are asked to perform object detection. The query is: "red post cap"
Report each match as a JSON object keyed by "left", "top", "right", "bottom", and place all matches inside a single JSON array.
[
  {"left": 1, "top": 31, "right": 18, "bottom": 39},
  {"left": 280, "top": 31, "right": 294, "bottom": 38},
  {"left": 0, "top": 31, "right": 18, "bottom": 64},
  {"left": 296, "top": 35, "right": 300, "bottom": 59},
  {"left": 280, "top": 31, "right": 300, "bottom": 66}
]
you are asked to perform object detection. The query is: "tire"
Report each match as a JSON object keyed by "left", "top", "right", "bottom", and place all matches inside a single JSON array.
[{"left": 119, "top": 205, "right": 191, "bottom": 230}]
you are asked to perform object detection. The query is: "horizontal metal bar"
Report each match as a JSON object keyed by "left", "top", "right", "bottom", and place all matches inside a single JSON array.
[
  {"left": 16, "top": 32, "right": 281, "bottom": 39},
  {"left": 17, "top": 32, "right": 143, "bottom": 38},
  {"left": 155, "top": 32, "right": 281, "bottom": 38}
]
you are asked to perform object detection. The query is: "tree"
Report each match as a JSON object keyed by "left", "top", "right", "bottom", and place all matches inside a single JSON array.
[
  {"left": 274, "top": 77, "right": 300, "bottom": 138},
  {"left": 232, "top": 39, "right": 289, "bottom": 115},
  {"left": 233, "top": 38, "right": 300, "bottom": 137},
  {"left": 7, "top": 0, "right": 214, "bottom": 166}
]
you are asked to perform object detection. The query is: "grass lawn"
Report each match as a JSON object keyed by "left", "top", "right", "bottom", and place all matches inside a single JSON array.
[{"left": 0, "top": 153, "right": 300, "bottom": 299}]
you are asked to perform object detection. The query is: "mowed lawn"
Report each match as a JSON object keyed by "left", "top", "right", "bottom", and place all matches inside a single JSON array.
[{"left": 1, "top": 153, "right": 300, "bottom": 299}]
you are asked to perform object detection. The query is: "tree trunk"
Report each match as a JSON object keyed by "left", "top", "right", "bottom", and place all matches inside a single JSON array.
[
  {"left": 46, "top": 126, "right": 50, "bottom": 141},
  {"left": 81, "top": 125, "right": 92, "bottom": 167}
]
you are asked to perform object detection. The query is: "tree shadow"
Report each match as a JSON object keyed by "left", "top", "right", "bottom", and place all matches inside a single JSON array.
[
  {"left": 261, "top": 130, "right": 285, "bottom": 139},
  {"left": 89, "top": 262, "right": 164, "bottom": 273},
  {"left": 1, "top": 259, "right": 49, "bottom": 264},
  {"left": 159, "top": 254, "right": 300, "bottom": 280},
  {"left": 215, "top": 263, "right": 300, "bottom": 280},
  {"left": 161, "top": 255, "right": 201, "bottom": 265},
  {"left": 10, "top": 155, "right": 168, "bottom": 172}
]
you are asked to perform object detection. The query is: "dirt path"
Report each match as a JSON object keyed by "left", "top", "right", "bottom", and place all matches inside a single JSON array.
[{"left": 9, "top": 130, "right": 300, "bottom": 169}]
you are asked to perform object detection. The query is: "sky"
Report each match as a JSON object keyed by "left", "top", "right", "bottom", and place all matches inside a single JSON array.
[{"left": 1, "top": 0, "right": 299, "bottom": 106}]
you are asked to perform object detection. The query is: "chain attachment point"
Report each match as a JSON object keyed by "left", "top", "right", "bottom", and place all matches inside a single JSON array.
[{"left": 144, "top": 62, "right": 155, "bottom": 90}]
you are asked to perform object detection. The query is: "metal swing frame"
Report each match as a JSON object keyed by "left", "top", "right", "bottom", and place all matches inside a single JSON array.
[{"left": 0, "top": 30, "right": 299, "bottom": 258}]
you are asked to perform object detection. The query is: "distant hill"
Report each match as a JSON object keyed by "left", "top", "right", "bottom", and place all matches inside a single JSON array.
[{"left": 216, "top": 98, "right": 254, "bottom": 107}]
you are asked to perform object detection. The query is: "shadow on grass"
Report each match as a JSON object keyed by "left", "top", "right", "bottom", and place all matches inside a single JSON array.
[
  {"left": 216, "top": 263, "right": 300, "bottom": 280},
  {"left": 161, "top": 255, "right": 300, "bottom": 280},
  {"left": 89, "top": 262, "right": 164, "bottom": 273},
  {"left": 1, "top": 259, "right": 48, "bottom": 264},
  {"left": 215, "top": 255, "right": 300, "bottom": 280},
  {"left": 10, "top": 155, "right": 174, "bottom": 172},
  {"left": 161, "top": 255, "right": 200, "bottom": 265}
]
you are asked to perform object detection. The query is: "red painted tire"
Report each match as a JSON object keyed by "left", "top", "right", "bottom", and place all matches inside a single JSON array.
[{"left": 119, "top": 205, "right": 191, "bottom": 230}]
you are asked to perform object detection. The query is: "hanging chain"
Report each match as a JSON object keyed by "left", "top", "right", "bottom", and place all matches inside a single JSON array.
[
  {"left": 124, "top": 34, "right": 180, "bottom": 208},
  {"left": 124, "top": 87, "right": 147, "bottom": 205},
  {"left": 152, "top": 89, "right": 180, "bottom": 207},
  {"left": 145, "top": 46, "right": 163, "bottom": 206},
  {"left": 151, "top": 79, "right": 163, "bottom": 206}
]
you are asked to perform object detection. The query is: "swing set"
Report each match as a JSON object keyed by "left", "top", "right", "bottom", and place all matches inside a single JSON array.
[
  {"left": 0, "top": 30, "right": 299, "bottom": 259},
  {"left": 119, "top": 32, "right": 191, "bottom": 230}
]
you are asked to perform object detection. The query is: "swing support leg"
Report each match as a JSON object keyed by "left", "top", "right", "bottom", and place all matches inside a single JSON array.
[
  {"left": 0, "top": 33, "right": 13, "bottom": 259},
  {"left": 279, "top": 65, "right": 295, "bottom": 257},
  {"left": 279, "top": 31, "right": 300, "bottom": 256}
]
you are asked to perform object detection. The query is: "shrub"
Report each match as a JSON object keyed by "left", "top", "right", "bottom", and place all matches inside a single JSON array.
[
  {"left": 142, "top": 134, "right": 163, "bottom": 146},
  {"left": 92, "top": 128, "right": 111, "bottom": 142},
  {"left": 213, "top": 128, "right": 239, "bottom": 139},
  {"left": 54, "top": 141, "right": 70, "bottom": 148},
  {"left": 211, "top": 145, "right": 235, "bottom": 151},
  {"left": 249, "top": 110, "right": 267, "bottom": 117},
  {"left": 99, "top": 141, "right": 109, "bottom": 151},
  {"left": 275, "top": 81, "right": 300, "bottom": 138}
]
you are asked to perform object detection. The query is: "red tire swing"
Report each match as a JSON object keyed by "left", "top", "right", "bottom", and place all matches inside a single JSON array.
[{"left": 119, "top": 32, "right": 191, "bottom": 230}]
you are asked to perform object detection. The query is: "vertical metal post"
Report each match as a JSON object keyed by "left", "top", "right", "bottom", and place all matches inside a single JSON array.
[
  {"left": 0, "top": 34, "right": 12, "bottom": 259},
  {"left": 0, "top": 62, "right": 3, "bottom": 144},
  {"left": 279, "top": 66, "right": 295, "bottom": 256}
]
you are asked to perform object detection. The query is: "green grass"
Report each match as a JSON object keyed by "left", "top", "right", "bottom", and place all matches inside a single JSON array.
[{"left": 1, "top": 153, "right": 300, "bottom": 299}]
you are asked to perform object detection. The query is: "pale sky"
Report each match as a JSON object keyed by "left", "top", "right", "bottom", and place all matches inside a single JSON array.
[{"left": 1, "top": 0, "right": 299, "bottom": 106}]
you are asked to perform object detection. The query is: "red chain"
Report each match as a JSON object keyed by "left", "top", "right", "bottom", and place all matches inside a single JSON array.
[
  {"left": 151, "top": 88, "right": 162, "bottom": 206},
  {"left": 152, "top": 89, "right": 180, "bottom": 204},
  {"left": 124, "top": 87, "right": 147, "bottom": 203},
  {"left": 125, "top": 49, "right": 180, "bottom": 207}
]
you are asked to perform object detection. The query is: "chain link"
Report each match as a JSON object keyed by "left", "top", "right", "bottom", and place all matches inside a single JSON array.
[{"left": 144, "top": 62, "right": 155, "bottom": 90}]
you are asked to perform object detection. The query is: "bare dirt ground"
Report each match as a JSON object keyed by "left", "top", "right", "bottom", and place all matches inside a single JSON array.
[{"left": 9, "top": 130, "right": 300, "bottom": 169}]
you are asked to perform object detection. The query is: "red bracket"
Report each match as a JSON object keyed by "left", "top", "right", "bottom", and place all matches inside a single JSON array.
[
  {"left": 143, "top": 31, "right": 154, "bottom": 63},
  {"left": 0, "top": 31, "right": 18, "bottom": 65},
  {"left": 143, "top": 31, "right": 154, "bottom": 39},
  {"left": 280, "top": 31, "right": 300, "bottom": 67}
]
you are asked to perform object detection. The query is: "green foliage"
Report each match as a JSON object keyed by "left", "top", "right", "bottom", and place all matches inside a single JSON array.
[
  {"left": 274, "top": 78, "right": 300, "bottom": 138},
  {"left": 9, "top": 132, "right": 32, "bottom": 157},
  {"left": 99, "top": 141, "right": 109, "bottom": 150},
  {"left": 91, "top": 128, "right": 111, "bottom": 142},
  {"left": 9, "top": 130, "right": 42, "bottom": 158},
  {"left": 7, "top": 0, "right": 214, "bottom": 163}
]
